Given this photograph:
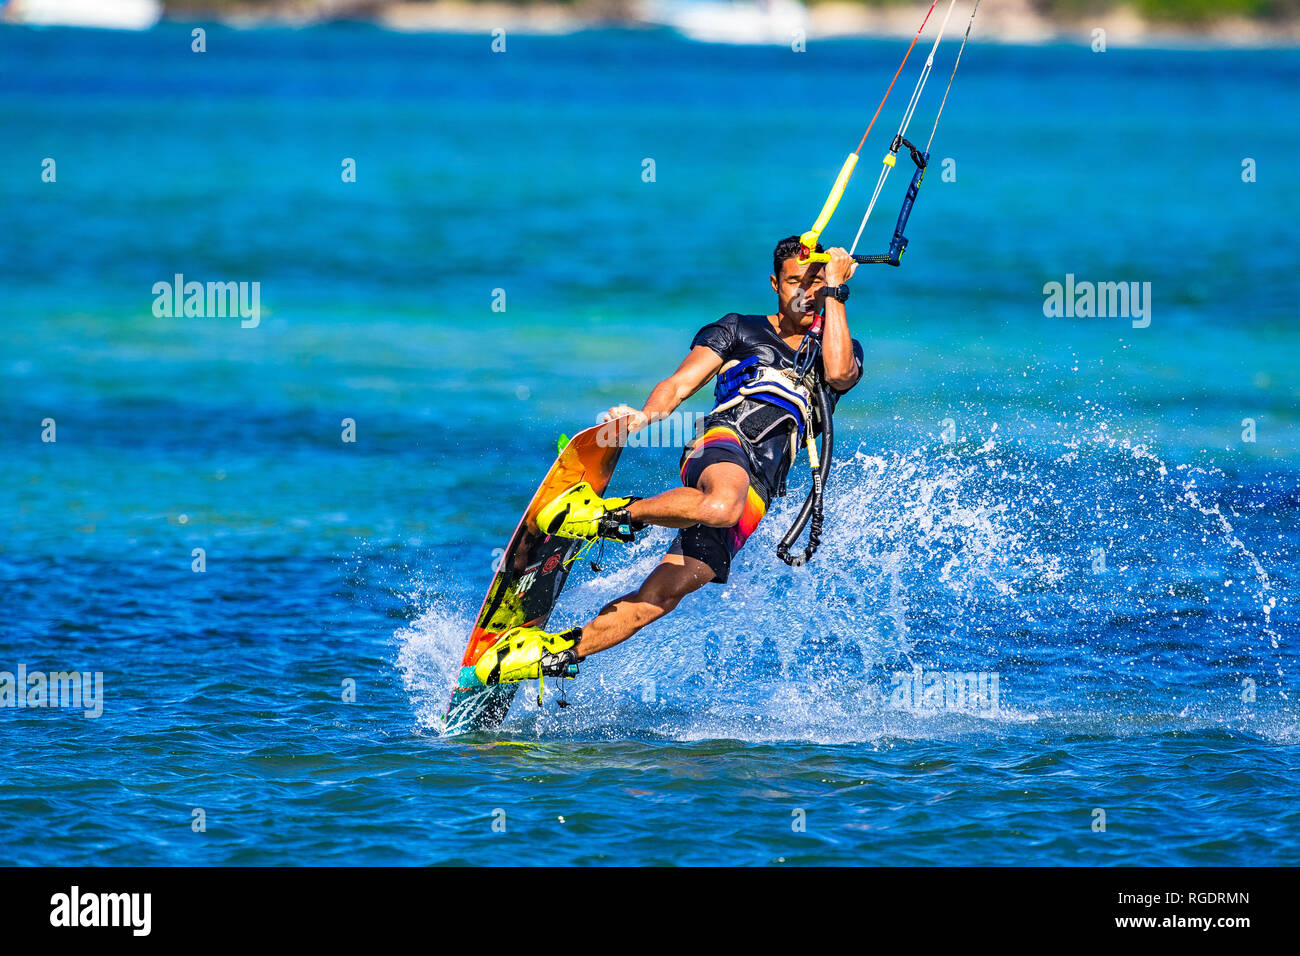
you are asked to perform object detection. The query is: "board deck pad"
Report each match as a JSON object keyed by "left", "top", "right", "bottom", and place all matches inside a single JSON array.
[{"left": 439, "top": 415, "right": 631, "bottom": 736}]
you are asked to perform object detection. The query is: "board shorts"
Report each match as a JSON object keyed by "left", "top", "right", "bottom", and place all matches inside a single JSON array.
[{"left": 668, "top": 425, "right": 769, "bottom": 584}]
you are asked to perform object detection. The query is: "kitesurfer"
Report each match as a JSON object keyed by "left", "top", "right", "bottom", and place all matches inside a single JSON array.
[{"left": 472, "top": 237, "right": 864, "bottom": 687}]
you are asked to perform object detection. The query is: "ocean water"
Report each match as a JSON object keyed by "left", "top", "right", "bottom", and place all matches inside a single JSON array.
[{"left": 1, "top": 23, "right": 1297, "bottom": 865}]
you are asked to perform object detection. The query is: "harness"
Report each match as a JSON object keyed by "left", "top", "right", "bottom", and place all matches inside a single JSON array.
[
  {"left": 692, "top": 320, "right": 834, "bottom": 566},
  {"left": 710, "top": 355, "right": 816, "bottom": 469}
]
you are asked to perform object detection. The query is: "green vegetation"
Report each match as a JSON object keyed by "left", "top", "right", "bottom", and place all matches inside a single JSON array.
[{"left": 1033, "top": 0, "right": 1300, "bottom": 24}]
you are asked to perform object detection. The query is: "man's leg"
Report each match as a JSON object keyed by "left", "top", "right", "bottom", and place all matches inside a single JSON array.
[
  {"left": 574, "top": 460, "right": 748, "bottom": 657},
  {"left": 624, "top": 460, "right": 749, "bottom": 529},
  {"left": 574, "top": 551, "right": 715, "bottom": 657},
  {"left": 474, "top": 460, "right": 756, "bottom": 685}
]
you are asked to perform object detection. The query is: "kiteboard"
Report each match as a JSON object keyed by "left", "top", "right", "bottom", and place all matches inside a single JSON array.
[{"left": 439, "top": 414, "right": 632, "bottom": 736}]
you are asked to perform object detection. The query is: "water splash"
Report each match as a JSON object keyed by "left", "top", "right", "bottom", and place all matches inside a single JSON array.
[
  {"left": 397, "top": 409, "right": 1294, "bottom": 742},
  {"left": 395, "top": 592, "right": 471, "bottom": 733}
]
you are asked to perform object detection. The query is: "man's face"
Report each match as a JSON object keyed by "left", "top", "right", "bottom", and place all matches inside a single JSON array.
[{"left": 771, "top": 256, "right": 825, "bottom": 324}]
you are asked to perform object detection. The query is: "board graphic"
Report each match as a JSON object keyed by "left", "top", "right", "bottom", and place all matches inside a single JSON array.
[{"left": 439, "top": 415, "right": 631, "bottom": 735}]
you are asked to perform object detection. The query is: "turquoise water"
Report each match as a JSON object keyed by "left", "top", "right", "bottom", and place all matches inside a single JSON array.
[{"left": 1, "top": 23, "right": 1297, "bottom": 865}]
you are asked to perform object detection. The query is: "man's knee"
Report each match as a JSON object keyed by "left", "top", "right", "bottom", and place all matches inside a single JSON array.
[
  {"left": 636, "top": 568, "right": 709, "bottom": 611},
  {"left": 636, "top": 584, "right": 684, "bottom": 614},
  {"left": 642, "top": 559, "right": 716, "bottom": 607},
  {"left": 698, "top": 492, "right": 744, "bottom": 528}
]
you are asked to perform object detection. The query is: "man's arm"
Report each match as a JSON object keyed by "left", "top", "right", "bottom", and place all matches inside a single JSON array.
[
  {"left": 602, "top": 345, "right": 723, "bottom": 429},
  {"left": 820, "top": 297, "right": 861, "bottom": 392},
  {"left": 821, "top": 248, "right": 861, "bottom": 392}
]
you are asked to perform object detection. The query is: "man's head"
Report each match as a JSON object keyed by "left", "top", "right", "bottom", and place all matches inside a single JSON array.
[{"left": 771, "top": 235, "right": 826, "bottom": 326}]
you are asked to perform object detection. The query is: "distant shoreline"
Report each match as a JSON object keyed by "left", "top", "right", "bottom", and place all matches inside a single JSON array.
[
  {"left": 372, "top": 2, "right": 1300, "bottom": 47},
  {"left": 10, "top": 0, "right": 1300, "bottom": 47}
]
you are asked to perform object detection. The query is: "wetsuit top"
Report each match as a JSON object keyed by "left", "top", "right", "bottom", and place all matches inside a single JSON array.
[{"left": 691, "top": 312, "right": 864, "bottom": 501}]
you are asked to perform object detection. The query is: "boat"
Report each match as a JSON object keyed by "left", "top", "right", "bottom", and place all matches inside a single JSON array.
[
  {"left": 5, "top": 0, "right": 163, "bottom": 30},
  {"left": 637, "top": 0, "right": 810, "bottom": 45}
]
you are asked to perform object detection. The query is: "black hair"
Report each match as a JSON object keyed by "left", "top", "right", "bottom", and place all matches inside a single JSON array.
[{"left": 773, "top": 235, "right": 823, "bottom": 277}]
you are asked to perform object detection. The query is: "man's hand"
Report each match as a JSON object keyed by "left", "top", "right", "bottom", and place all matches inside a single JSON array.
[
  {"left": 823, "top": 247, "right": 858, "bottom": 288},
  {"left": 602, "top": 404, "right": 649, "bottom": 432},
  {"left": 606, "top": 346, "right": 722, "bottom": 435}
]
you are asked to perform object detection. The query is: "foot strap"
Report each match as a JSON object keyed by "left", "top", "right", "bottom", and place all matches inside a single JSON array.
[
  {"left": 539, "top": 628, "right": 583, "bottom": 677},
  {"left": 598, "top": 498, "right": 647, "bottom": 542},
  {"left": 540, "top": 648, "right": 580, "bottom": 678}
]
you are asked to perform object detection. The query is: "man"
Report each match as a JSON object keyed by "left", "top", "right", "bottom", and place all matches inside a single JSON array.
[{"left": 473, "top": 237, "right": 864, "bottom": 687}]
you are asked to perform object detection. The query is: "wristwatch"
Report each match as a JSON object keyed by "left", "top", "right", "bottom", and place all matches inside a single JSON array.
[{"left": 824, "top": 283, "right": 850, "bottom": 303}]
